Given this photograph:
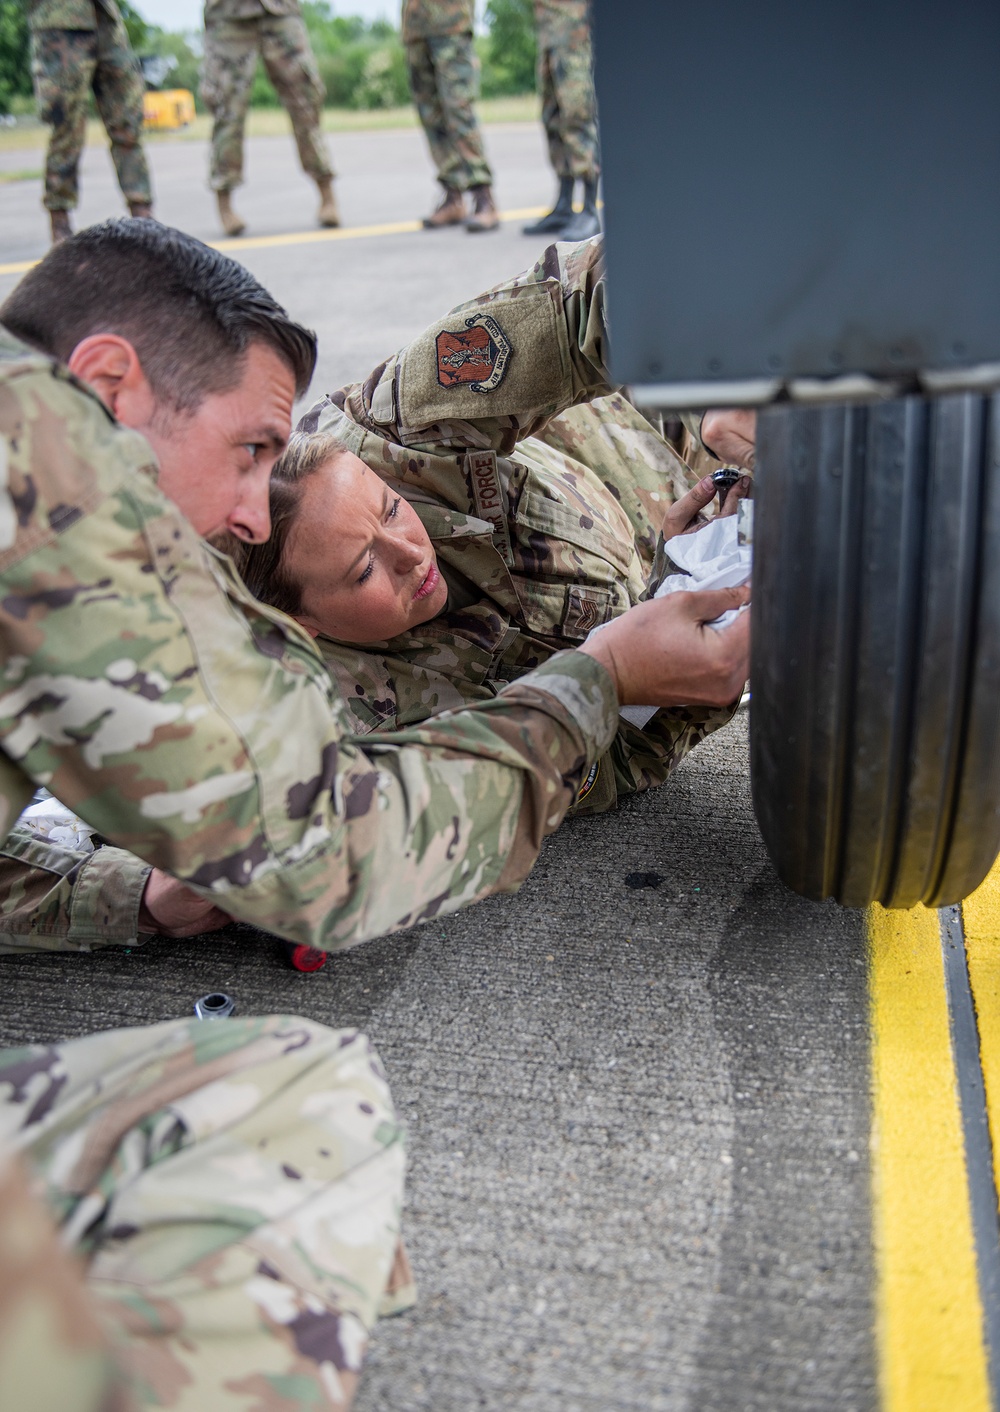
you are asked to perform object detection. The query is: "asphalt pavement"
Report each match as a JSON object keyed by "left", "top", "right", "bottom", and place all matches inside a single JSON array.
[
  {"left": 0, "top": 121, "right": 564, "bottom": 403},
  {"left": 0, "top": 116, "right": 994, "bottom": 1412}
]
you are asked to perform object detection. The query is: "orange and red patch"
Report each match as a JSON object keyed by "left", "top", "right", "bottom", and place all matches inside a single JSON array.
[{"left": 435, "top": 314, "right": 512, "bottom": 395}]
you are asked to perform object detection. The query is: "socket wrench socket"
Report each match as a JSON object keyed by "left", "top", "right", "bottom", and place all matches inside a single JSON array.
[
  {"left": 194, "top": 992, "right": 235, "bottom": 1020},
  {"left": 712, "top": 467, "right": 742, "bottom": 511}
]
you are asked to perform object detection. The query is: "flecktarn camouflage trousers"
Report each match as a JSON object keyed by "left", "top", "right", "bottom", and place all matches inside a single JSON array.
[
  {"left": 30, "top": 14, "right": 151, "bottom": 212},
  {"left": 200, "top": 14, "right": 333, "bottom": 192},
  {"left": 406, "top": 31, "right": 493, "bottom": 191},
  {"left": 0, "top": 1014, "right": 412, "bottom": 1410},
  {"left": 538, "top": 25, "right": 599, "bottom": 180}
]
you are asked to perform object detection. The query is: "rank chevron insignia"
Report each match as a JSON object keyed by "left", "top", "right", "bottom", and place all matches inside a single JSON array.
[{"left": 435, "top": 314, "right": 513, "bottom": 394}]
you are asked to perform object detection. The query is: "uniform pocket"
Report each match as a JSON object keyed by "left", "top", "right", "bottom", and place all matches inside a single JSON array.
[{"left": 514, "top": 489, "right": 633, "bottom": 575}]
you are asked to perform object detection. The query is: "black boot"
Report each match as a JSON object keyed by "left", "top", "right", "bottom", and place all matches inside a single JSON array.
[
  {"left": 523, "top": 176, "right": 575, "bottom": 236},
  {"left": 558, "top": 178, "right": 601, "bottom": 241}
]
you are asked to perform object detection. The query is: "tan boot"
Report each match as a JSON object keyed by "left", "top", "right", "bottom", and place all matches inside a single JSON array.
[
  {"left": 317, "top": 178, "right": 340, "bottom": 228},
  {"left": 49, "top": 209, "right": 72, "bottom": 245},
  {"left": 422, "top": 186, "right": 465, "bottom": 228},
  {"left": 128, "top": 201, "right": 153, "bottom": 219},
  {"left": 466, "top": 184, "right": 499, "bottom": 233},
  {"left": 217, "top": 191, "right": 246, "bottom": 237}
]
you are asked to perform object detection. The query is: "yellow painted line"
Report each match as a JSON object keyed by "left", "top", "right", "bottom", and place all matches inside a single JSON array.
[
  {"left": 869, "top": 902, "right": 991, "bottom": 1411},
  {"left": 215, "top": 216, "right": 422, "bottom": 253},
  {"left": 1, "top": 256, "right": 42, "bottom": 277},
  {"left": 963, "top": 858, "right": 1000, "bottom": 1197},
  {"left": 0, "top": 205, "right": 548, "bottom": 279}
]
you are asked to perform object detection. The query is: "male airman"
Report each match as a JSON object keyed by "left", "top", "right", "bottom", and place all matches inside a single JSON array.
[
  {"left": 201, "top": 0, "right": 338, "bottom": 236},
  {"left": 28, "top": 0, "right": 153, "bottom": 244},
  {"left": 523, "top": 0, "right": 600, "bottom": 241},
  {"left": 402, "top": 0, "right": 499, "bottom": 232}
]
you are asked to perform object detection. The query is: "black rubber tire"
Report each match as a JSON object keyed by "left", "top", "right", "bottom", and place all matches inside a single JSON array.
[{"left": 751, "top": 392, "right": 1000, "bottom": 909}]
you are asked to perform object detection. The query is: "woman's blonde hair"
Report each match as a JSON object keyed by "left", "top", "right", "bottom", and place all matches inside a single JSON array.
[{"left": 234, "top": 431, "right": 346, "bottom": 616}]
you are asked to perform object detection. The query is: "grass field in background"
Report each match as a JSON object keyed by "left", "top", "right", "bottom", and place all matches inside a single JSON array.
[
  {"left": 0, "top": 94, "right": 540, "bottom": 158},
  {"left": 0, "top": 167, "right": 43, "bottom": 183}
]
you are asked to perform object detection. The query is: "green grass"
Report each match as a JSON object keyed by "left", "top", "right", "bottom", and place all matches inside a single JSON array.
[
  {"left": 0, "top": 167, "right": 43, "bottom": 183},
  {"left": 0, "top": 94, "right": 540, "bottom": 152}
]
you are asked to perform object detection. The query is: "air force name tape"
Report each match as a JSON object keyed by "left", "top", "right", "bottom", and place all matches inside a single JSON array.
[
  {"left": 465, "top": 449, "right": 513, "bottom": 565},
  {"left": 436, "top": 314, "right": 513, "bottom": 395}
]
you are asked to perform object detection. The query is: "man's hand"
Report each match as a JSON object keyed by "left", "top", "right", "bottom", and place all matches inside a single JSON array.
[
  {"left": 701, "top": 409, "right": 757, "bottom": 470},
  {"left": 580, "top": 588, "right": 750, "bottom": 708},
  {"left": 663, "top": 473, "right": 752, "bottom": 540},
  {"left": 139, "top": 868, "right": 232, "bottom": 938}
]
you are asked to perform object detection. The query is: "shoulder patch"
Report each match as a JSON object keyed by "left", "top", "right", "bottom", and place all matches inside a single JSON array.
[{"left": 436, "top": 315, "right": 512, "bottom": 394}]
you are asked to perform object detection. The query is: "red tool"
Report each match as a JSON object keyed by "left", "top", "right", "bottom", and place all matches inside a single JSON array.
[{"left": 285, "top": 943, "right": 328, "bottom": 973}]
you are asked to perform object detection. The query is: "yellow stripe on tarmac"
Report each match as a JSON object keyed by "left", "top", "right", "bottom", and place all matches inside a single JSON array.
[
  {"left": 869, "top": 902, "right": 991, "bottom": 1412},
  {"left": 963, "top": 860, "right": 1000, "bottom": 1196},
  {"left": 0, "top": 205, "right": 548, "bottom": 279}
]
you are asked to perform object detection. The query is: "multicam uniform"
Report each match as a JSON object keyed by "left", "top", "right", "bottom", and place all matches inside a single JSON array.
[
  {"left": 402, "top": 0, "right": 493, "bottom": 193},
  {"left": 0, "top": 238, "right": 733, "bottom": 952},
  {"left": 0, "top": 240, "right": 623, "bottom": 959},
  {"left": 304, "top": 408, "right": 727, "bottom": 817},
  {"left": 201, "top": 0, "right": 333, "bottom": 194},
  {"left": 533, "top": 0, "right": 599, "bottom": 183},
  {"left": 0, "top": 1015, "right": 413, "bottom": 1410},
  {"left": 28, "top": 0, "right": 152, "bottom": 214}
]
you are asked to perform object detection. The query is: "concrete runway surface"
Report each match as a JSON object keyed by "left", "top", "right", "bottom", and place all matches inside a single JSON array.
[{"left": 2, "top": 119, "right": 999, "bottom": 1412}]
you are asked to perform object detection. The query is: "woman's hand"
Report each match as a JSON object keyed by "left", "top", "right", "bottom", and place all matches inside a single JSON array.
[
  {"left": 580, "top": 587, "right": 750, "bottom": 708},
  {"left": 663, "top": 473, "right": 752, "bottom": 540}
]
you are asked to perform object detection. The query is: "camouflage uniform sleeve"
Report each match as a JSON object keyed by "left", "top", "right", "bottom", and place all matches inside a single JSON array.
[
  {"left": 679, "top": 409, "right": 708, "bottom": 454},
  {"left": 0, "top": 356, "right": 619, "bottom": 950},
  {"left": 0, "top": 829, "right": 151, "bottom": 954},
  {"left": 0, "top": 1158, "right": 127, "bottom": 1412},
  {"left": 341, "top": 236, "right": 611, "bottom": 457},
  {"left": 1, "top": 1016, "right": 409, "bottom": 1409}
]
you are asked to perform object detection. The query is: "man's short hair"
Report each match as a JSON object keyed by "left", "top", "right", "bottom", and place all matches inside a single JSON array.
[{"left": 0, "top": 219, "right": 317, "bottom": 412}]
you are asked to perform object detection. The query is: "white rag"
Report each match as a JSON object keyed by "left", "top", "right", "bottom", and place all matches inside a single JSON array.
[
  {"left": 19, "top": 790, "right": 97, "bottom": 853},
  {"left": 617, "top": 511, "right": 752, "bottom": 729}
]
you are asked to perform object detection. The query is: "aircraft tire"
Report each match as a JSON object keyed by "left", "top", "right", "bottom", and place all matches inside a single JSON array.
[{"left": 751, "top": 390, "right": 1000, "bottom": 908}]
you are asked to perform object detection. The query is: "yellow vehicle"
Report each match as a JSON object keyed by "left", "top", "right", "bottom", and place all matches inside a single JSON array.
[{"left": 142, "top": 89, "right": 196, "bottom": 132}]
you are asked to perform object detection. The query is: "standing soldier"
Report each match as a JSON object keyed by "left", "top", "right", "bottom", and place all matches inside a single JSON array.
[
  {"left": 402, "top": 0, "right": 499, "bottom": 233},
  {"left": 523, "top": 0, "right": 600, "bottom": 241},
  {"left": 201, "top": 0, "right": 338, "bottom": 237},
  {"left": 28, "top": 0, "right": 153, "bottom": 246}
]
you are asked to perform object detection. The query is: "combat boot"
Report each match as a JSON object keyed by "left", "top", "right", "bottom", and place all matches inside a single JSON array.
[
  {"left": 556, "top": 178, "right": 601, "bottom": 242},
  {"left": 317, "top": 178, "right": 340, "bottom": 228},
  {"left": 49, "top": 210, "right": 72, "bottom": 244},
  {"left": 217, "top": 191, "right": 246, "bottom": 237},
  {"left": 466, "top": 184, "right": 500, "bottom": 233},
  {"left": 128, "top": 201, "right": 153, "bottom": 220},
  {"left": 422, "top": 186, "right": 465, "bottom": 228},
  {"left": 523, "top": 176, "right": 574, "bottom": 235}
]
